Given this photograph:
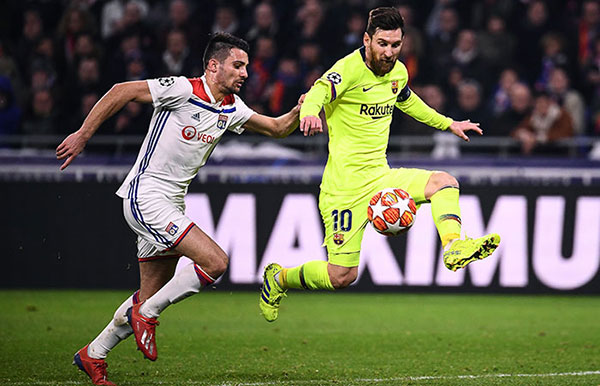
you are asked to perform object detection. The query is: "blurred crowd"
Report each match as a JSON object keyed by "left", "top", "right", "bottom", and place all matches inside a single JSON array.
[{"left": 0, "top": 0, "right": 599, "bottom": 155}]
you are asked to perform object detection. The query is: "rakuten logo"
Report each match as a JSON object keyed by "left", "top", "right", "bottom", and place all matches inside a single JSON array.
[{"left": 359, "top": 103, "right": 394, "bottom": 119}]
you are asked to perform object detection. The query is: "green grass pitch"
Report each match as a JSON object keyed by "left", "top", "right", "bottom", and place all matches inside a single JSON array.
[{"left": 0, "top": 290, "right": 599, "bottom": 385}]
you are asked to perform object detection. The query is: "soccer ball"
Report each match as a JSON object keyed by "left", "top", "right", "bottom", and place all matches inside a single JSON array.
[{"left": 367, "top": 188, "right": 417, "bottom": 236}]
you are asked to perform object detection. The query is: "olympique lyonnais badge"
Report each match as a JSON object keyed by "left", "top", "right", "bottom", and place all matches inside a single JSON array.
[
  {"left": 391, "top": 81, "right": 399, "bottom": 94},
  {"left": 165, "top": 222, "right": 179, "bottom": 236},
  {"left": 217, "top": 114, "right": 228, "bottom": 130},
  {"left": 333, "top": 233, "right": 344, "bottom": 245}
]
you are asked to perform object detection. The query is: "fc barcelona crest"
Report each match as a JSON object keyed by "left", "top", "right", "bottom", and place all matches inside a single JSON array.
[
  {"left": 333, "top": 233, "right": 344, "bottom": 245},
  {"left": 391, "top": 81, "right": 399, "bottom": 94},
  {"left": 216, "top": 114, "right": 228, "bottom": 130}
]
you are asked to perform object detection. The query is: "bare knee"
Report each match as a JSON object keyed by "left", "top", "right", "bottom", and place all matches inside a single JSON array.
[
  {"left": 174, "top": 226, "right": 229, "bottom": 279},
  {"left": 431, "top": 171, "right": 459, "bottom": 189},
  {"left": 425, "top": 171, "right": 459, "bottom": 199},
  {"left": 201, "top": 252, "right": 228, "bottom": 279},
  {"left": 328, "top": 265, "right": 358, "bottom": 289}
]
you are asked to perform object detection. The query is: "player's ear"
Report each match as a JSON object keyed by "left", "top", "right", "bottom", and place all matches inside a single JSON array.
[
  {"left": 207, "top": 58, "right": 219, "bottom": 73},
  {"left": 363, "top": 32, "right": 370, "bottom": 46}
]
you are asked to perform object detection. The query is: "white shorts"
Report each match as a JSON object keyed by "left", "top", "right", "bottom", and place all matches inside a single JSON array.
[{"left": 122, "top": 196, "right": 194, "bottom": 261}]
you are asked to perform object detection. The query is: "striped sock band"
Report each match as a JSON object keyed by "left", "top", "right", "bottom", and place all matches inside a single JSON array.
[
  {"left": 194, "top": 264, "right": 216, "bottom": 288},
  {"left": 438, "top": 214, "right": 462, "bottom": 225}
]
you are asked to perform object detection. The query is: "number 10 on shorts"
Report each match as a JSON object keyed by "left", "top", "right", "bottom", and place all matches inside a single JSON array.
[{"left": 332, "top": 209, "right": 352, "bottom": 232}]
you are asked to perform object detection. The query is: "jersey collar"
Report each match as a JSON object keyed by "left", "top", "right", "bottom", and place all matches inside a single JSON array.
[
  {"left": 197, "top": 75, "right": 235, "bottom": 106},
  {"left": 359, "top": 46, "right": 376, "bottom": 76},
  {"left": 200, "top": 75, "right": 217, "bottom": 104}
]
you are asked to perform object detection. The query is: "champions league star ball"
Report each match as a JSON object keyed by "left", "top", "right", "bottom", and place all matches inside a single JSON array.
[{"left": 367, "top": 188, "right": 417, "bottom": 236}]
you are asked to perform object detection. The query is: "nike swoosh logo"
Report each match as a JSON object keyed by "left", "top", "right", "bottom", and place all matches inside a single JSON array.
[{"left": 362, "top": 86, "right": 374, "bottom": 92}]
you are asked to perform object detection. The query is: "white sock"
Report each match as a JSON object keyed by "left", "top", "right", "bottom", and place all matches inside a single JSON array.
[
  {"left": 140, "top": 263, "right": 215, "bottom": 319},
  {"left": 87, "top": 292, "right": 138, "bottom": 359}
]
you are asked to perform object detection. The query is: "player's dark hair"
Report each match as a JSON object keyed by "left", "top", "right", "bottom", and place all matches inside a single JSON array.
[
  {"left": 203, "top": 32, "right": 249, "bottom": 70},
  {"left": 366, "top": 7, "right": 405, "bottom": 37}
]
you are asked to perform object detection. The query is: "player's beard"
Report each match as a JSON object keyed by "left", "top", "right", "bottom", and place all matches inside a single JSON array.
[
  {"left": 225, "top": 79, "right": 245, "bottom": 95},
  {"left": 216, "top": 70, "right": 245, "bottom": 95},
  {"left": 224, "top": 85, "right": 239, "bottom": 95},
  {"left": 370, "top": 57, "right": 396, "bottom": 76},
  {"left": 367, "top": 46, "right": 397, "bottom": 76}
]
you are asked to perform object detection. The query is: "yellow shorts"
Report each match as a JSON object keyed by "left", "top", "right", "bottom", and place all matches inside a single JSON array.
[{"left": 319, "top": 167, "right": 435, "bottom": 267}]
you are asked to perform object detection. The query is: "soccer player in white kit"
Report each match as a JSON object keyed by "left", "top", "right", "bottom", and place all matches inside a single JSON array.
[{"left": 56, "top": 33, "right": 302, "bottom": 386}]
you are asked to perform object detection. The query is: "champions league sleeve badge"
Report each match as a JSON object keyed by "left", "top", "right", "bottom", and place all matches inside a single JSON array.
[
  {"left": 326, "top": 72, "right": 342, "bottom": 85},
  {"left": 158, "top": 77, "right": 175, "bottom": 87}
]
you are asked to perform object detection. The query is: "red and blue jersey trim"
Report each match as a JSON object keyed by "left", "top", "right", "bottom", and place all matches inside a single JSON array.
[
  {"left": 188, "top": 77, "right": 236, "bottom": 111},
  {"left": 165, "top": 223, "right": 195, "bottom": 251},
  {"left": 329, "top": 80, "right": 337, "bottom": 102},
  {"left": 187, "top": 98, "right": 236, "bottom": 113}
]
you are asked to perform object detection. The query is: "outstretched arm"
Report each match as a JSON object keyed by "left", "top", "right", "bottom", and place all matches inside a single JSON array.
[
  {"left": 56, "top": 81, "right": 152, "bottom": 170},
  {"left": 396, "top": 87, "right": 482, "bottom": 141},
  {"left": 446, "top": 119, "right": 483, "bottom": 142},
  {"left": 243, "top": 95, "right": 303, "bottom": 138}
]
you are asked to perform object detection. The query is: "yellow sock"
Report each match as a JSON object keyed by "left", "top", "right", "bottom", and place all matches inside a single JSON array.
[
  {"left": 281, "top": 261, "right": 334, "bottom": 291},
  {"left": 430, "top": 186, "right": 462, "bottom": 247}
]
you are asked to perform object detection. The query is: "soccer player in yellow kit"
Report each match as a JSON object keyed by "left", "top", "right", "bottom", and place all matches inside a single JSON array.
[{"left": 259, "top": 7, "right": 500, "bottom": 322}]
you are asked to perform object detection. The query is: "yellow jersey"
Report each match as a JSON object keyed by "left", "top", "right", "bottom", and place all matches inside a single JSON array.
[{"left": 300, "top": 47, "right": 453, "bottom": 197}]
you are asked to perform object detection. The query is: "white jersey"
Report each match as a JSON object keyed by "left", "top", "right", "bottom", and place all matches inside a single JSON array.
[{"left": 116, "top": 75, "right": 255, "bottom": 201}]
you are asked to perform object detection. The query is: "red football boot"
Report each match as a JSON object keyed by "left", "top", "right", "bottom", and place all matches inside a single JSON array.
[
  {"left": 126, "top": 302, "right": 159, "bottom": 361},
  {"left": 73, "top": 344, "right": 116, "bottom": 385}
]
